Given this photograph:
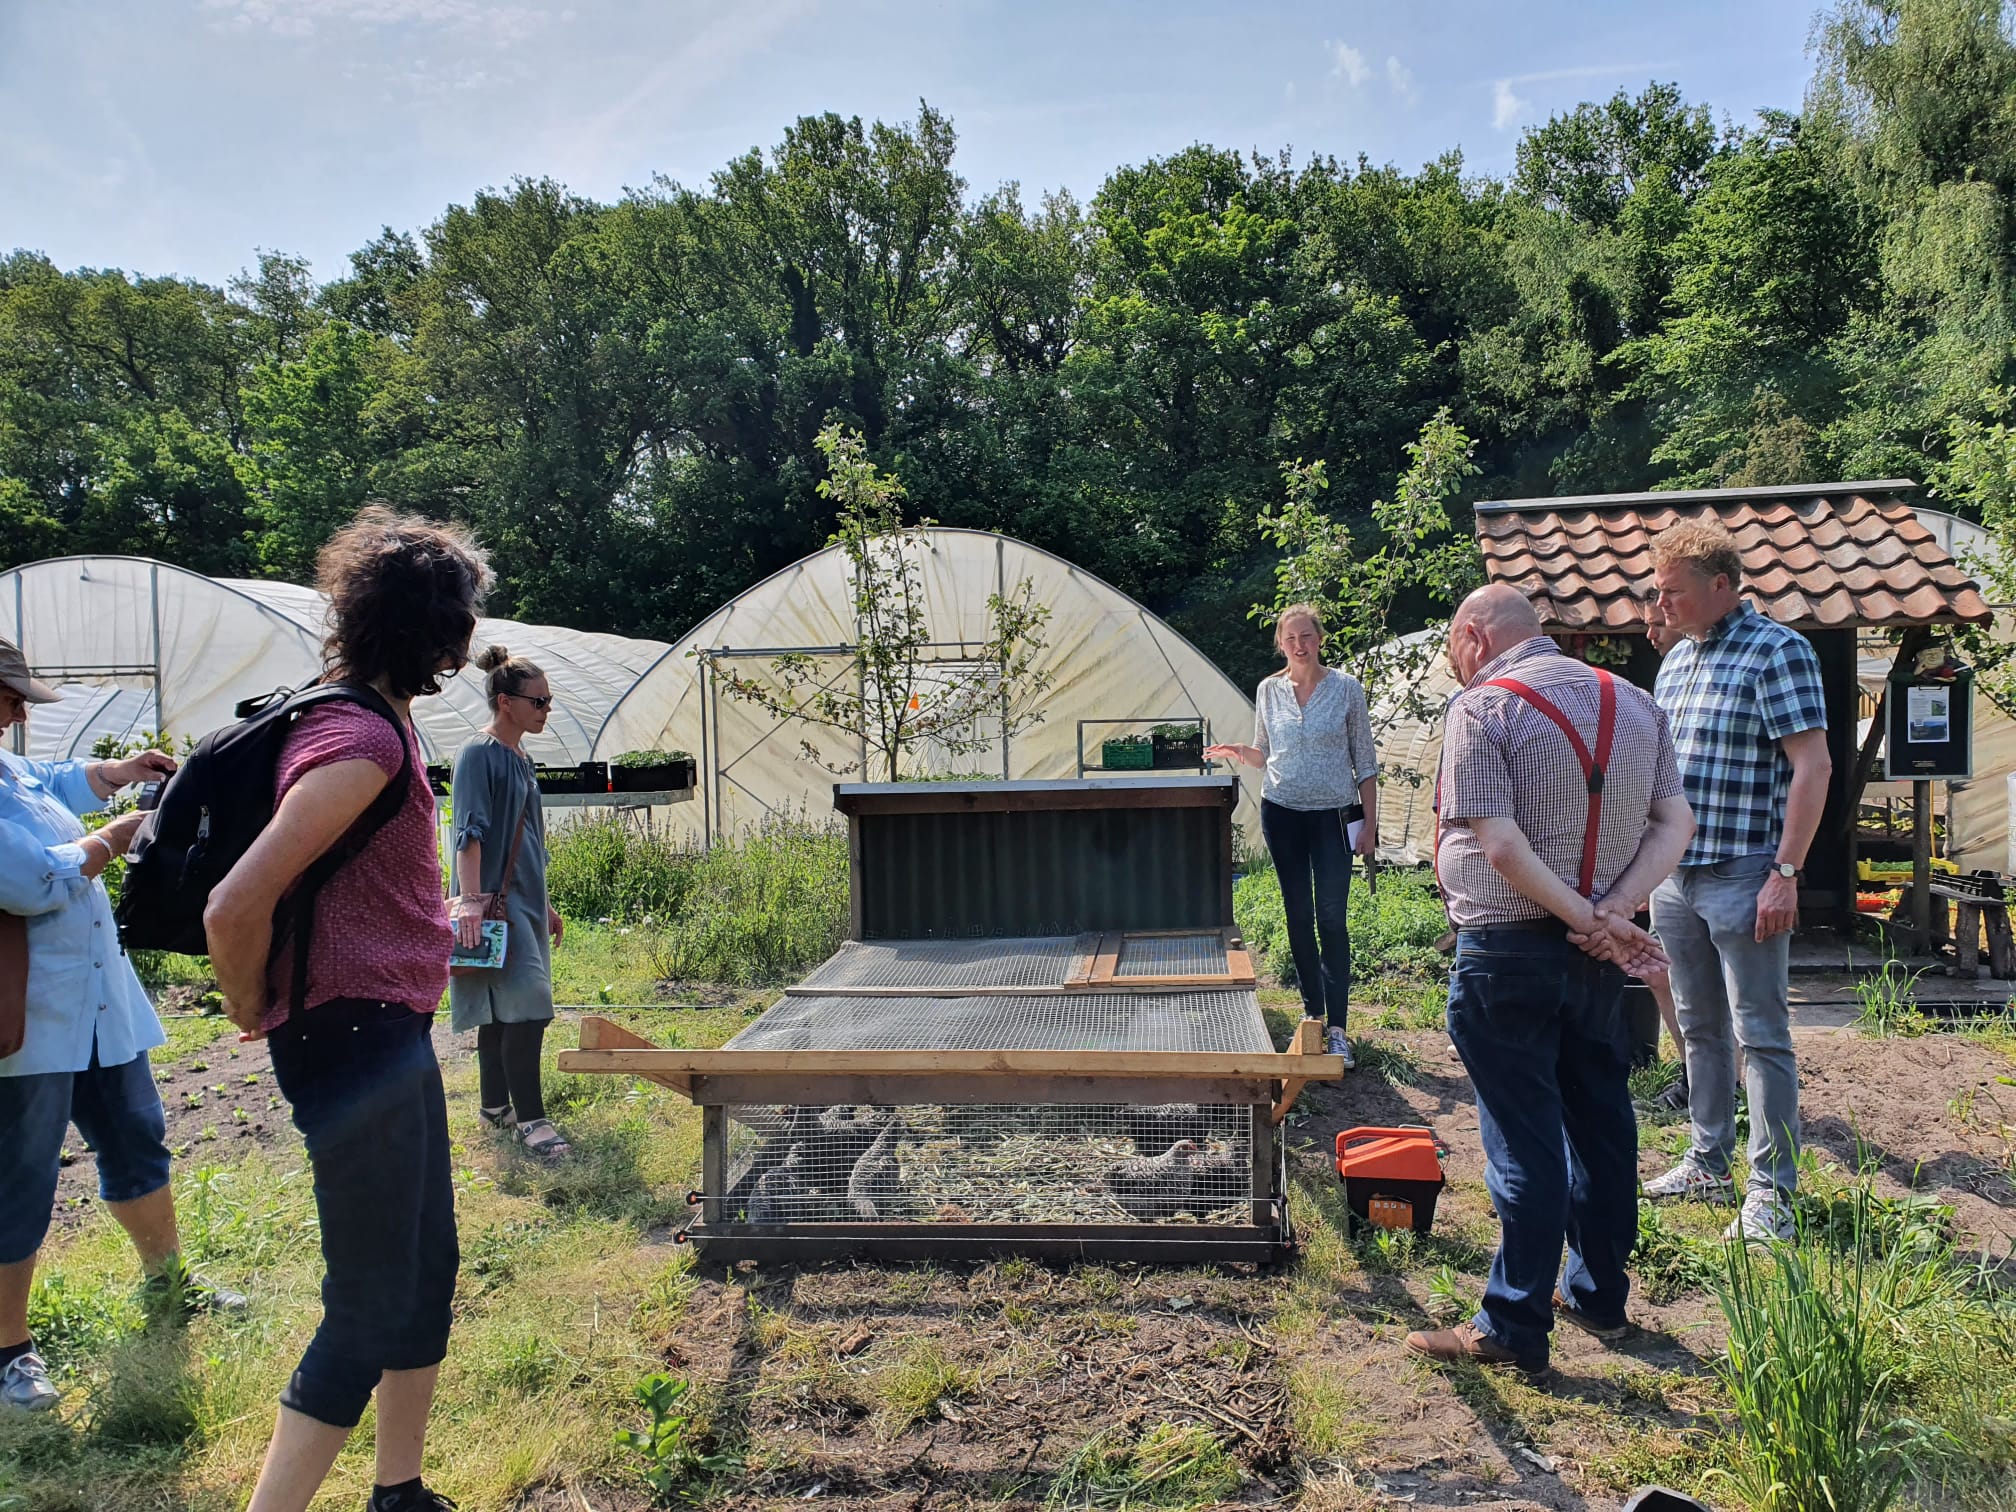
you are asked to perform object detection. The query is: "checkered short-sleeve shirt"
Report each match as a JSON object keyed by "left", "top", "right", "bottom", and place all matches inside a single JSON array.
[{"left": 1654, "top": 603, "right": 1828, "bottom": 867}]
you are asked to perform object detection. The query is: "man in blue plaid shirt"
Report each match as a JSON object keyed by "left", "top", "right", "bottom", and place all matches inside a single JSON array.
[{"left": 1627, "top": 520, "right": 1832, "bottom": 1243}]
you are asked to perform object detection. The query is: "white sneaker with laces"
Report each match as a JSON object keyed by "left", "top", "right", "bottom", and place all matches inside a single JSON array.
[
  {"left": 1725, "top": 1189, "right": 1797, "bottom": 1245},
  {"left": 1325, "top": 1027, "right": 1356, "bottom": 1069},
  {"left": 1, "top": 1350, "right": 59, "bottom": 1413},
  {"left": 1641, "top": 1159, "right": 1735, "bottom": 1203}
]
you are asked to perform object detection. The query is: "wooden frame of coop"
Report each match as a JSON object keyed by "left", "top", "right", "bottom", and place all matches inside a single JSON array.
[{"left": 557, "top": 777, "right": 1344, "bottom": 1266}]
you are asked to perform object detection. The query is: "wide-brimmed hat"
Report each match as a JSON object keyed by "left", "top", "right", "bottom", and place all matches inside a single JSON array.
[{"left": 0, "top": 638, "right": 59, "bottom": 704}]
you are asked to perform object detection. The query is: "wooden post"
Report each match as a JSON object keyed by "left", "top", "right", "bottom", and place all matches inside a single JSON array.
[
  {"left": 1955, "top": 902, "right": 1981, "bottom": 978},
  {"left": 1912, "top": 779, "right": 1933, "bottom": 954},
  {"left": 1249, "top": 1104, "right": 1275, "bottom": 1227},
  {"left": 701, "top": 1105, "right": 728, "bottom": 1225}
]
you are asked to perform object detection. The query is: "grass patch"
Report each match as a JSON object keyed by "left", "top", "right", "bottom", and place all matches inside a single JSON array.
[
  {"left": 550, "top": 921, "right": 667, "bottom": 1005},
  {"left": 1628, "top": 1052, "right": 1682, "bottom": 1107},
  {"left": 1044, "top": 1421, "right": 1242, "bottom": 1509},
  {"left": 1352, "top": 1037, "right": 1421, "bottom": 1087},
  {"left": 547, "top": 813, "right": 847, "bottom": 987},
  {"left": 1236, "top": 865, "right": 1447, "bottom": 998},
  {"left": 872, "top": 1337, "right": 972, "bottom": 1437}
]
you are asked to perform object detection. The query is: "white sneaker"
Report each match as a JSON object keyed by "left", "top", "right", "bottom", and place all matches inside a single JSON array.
[
  {"left": 1326, "top": 1027, "right": 1356, "bottom": 1069},
  {"left": 1, "top": 1350, "right": 59, "bottom": 1413},
  {"left": 1725, "top": 1190, "right": 1797, "bottom": 1245},
  {"left": 1641, "top": 1159, "right": 1735, "bottom": 1203}
]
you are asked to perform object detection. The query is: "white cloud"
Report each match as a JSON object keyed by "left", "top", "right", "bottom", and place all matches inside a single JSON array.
[
  {"left": 1490, "top": 61, "right": 1667, "bottom": 132},
  {"left": 1502, "top": 62, "right": 1665, "bottom": 86},
  {"left": 1284, "top": 80, "right": 1298, "bottom": 102},
  {"left": 1386, "top": 55, "right": 1415, "bottom": 103},
  {"left": 1329, "top": 41, "right": 1370, "bottom": 87}
]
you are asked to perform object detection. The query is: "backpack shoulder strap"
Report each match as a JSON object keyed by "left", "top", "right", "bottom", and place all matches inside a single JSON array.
[{"left": 281, "top": 682, "right": 419, "bottom": 1016}]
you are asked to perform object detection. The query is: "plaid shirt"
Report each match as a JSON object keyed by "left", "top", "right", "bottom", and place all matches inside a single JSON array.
[
  {"left": 1437, "top": 637, "right": 1684, "bottom": 927},
  {"left": 1655, "top": 603, "right": 1827, "bottom": 867}
]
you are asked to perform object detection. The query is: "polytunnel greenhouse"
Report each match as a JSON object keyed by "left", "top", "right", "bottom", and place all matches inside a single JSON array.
[
  {"left": 2, "top": 532, "right": 1262, "bottom": 841},
  {"left": 589, "top": 528, "right": 1262, "bottom": 843},
  {"left": 0, "top": 555, "right": 669, "bottom": 765}
]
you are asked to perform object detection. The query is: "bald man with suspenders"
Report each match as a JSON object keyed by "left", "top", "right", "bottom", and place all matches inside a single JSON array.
[{"left": 1411, "top": 586, "right": 1694, "bottom": 1375}]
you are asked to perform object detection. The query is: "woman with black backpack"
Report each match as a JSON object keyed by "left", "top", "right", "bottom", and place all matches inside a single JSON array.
[{"left": 205, "top": 505, "right": 489, "bottom": 1512}]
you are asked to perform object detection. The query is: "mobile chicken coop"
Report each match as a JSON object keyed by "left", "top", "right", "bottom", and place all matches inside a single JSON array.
[{"left": 558, "top": 775, "right": 1342, "bottom": 1264}]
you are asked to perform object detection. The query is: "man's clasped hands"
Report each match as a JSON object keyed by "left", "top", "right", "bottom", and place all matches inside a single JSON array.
[{"left": 1565, "top": 896, "right": 1668, "bottom": 979}]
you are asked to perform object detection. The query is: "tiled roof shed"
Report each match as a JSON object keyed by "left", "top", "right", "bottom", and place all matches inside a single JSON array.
[{"left": 1474, "top": 480, "right": 1993, "bottom": 632}]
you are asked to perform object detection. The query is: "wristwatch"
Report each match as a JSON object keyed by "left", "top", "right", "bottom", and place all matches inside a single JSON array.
[{"left": 1772, "top": 862, "right": 1799, "bottom": 879}]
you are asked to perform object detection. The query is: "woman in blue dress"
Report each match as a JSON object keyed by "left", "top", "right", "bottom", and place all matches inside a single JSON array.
[{"left": 448, "top": 645, "right": 568, "bottom": 1158}]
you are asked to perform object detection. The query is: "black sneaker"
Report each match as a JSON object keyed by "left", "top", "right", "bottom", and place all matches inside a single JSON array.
[
  {"left": 370, "top": 1483, "right": 461, "bottom": 1507},
  {"left": 140, "top": 1263, "right": 248, "bottom": 1322},
  {"left": 1651, "top": 1076, "right": 1690, "bottom": 1114},
  {"left": 368, "top": 1484, "right": 458, "bottom": 1512}
]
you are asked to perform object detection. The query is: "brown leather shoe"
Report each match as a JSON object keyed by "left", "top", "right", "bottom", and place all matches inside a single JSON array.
[{"left": 1405, "top": 1321, "right": 1547, "bottom": 1376}]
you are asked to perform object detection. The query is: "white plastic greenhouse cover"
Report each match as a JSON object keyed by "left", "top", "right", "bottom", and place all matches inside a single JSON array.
[
  {"left": 0, "top": 556, "right": 669, "bottom": 765},
  {"left": 591, "top": 527, "right": 1264, "bottom": 842}
]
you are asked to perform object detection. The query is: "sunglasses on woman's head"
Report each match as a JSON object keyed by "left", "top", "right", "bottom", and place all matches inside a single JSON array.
[{"left": 503, "top": 692, "right": 552, "bottom": 711}]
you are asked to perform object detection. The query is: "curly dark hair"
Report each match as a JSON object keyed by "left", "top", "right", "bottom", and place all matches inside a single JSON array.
[{"left": 315, "top": 505, "right": 492, "bottom": 699}]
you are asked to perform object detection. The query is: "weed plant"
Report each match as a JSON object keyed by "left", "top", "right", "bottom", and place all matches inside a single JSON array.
[
  {"left": 614, "top": 1373, "right": 738, "bottom": 1502},
  {"left": 1851, "top": 956, "right": 1930, "bottom": 1037},
  {"left": 1709, "top": 1183, "right": 1997, "bottom": 1512},
  {"left": 1631, "top": 1205, "right": 1721, "bottom": 1303}
]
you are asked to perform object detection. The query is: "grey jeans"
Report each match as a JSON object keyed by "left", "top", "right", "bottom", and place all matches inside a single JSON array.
[{"left": 1650, "top": 852, "right": 1800, "bottom": 1196}]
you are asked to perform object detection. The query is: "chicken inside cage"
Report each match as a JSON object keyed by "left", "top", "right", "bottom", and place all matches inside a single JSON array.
[{"left": 725, "top": 1100, "right": 1257, "bottom": 1226}]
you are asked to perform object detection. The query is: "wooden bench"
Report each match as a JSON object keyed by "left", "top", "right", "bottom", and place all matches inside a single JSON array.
[{"left": 1928, "top": 872, "right": 2015, "bottom": 979}]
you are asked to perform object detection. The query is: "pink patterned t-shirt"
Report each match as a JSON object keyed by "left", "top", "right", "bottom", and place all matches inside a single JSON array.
[{"left": 261, "top": 701, "right": 450, "bottom": 1029}]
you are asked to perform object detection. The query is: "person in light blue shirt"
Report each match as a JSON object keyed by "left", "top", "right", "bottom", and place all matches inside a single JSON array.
[{"left": 0, "top": 639, "right": 243, "bottom": 1416}]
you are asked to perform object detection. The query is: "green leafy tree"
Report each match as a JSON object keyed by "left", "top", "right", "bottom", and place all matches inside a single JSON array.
[
  {"left": 241, "top": 321, "right": 383, "bottom": 579},
  {"left": 1515, "top": 82, "right": 1723, "bottom": 228},
  {"left": 1254, "top": 408, "right": 1483, "bottom": 730},
  {"left": 1626, "top": 112, "right": 1879, "bottom": 486},
  {"left": 705, "top": 425, "right": 1053, "bottom": 781}
]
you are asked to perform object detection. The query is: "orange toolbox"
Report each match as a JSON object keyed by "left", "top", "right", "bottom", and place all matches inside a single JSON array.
[{"left": 1334, "top": 1125, "right": 1447, "bottom": 1236}]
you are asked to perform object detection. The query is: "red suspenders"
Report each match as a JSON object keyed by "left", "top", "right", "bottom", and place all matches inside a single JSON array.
[{"left": 1434, "top": 667, "right": 1619, "bottom": 900}]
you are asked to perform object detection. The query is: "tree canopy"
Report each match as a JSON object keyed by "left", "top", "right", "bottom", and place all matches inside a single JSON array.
[{"left": 6, "top": 0, "right": 2016, "bottom": 691}]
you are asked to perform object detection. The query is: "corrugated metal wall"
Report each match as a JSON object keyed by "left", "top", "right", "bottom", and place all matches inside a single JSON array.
[{"left": 855, "top": 806, "right": 1231, "bottom": 937}]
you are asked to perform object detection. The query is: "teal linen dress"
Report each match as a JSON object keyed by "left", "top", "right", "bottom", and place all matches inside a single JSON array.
[{"left": 447, "top": 735, "right": 554, "bottom": 1032}]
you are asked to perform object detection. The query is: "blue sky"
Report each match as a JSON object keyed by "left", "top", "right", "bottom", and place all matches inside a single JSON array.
[{"left": 2, "top": 0, "right": 1822, "bottom": 289}]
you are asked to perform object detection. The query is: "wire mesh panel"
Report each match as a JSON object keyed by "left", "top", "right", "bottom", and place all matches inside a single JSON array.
[
  {"left": 725, "top": 990, "right": 1272, "bottom": 1054},
  {"left": 797, "top": 936, "right": 1085, "bottom": 992},
  {"left": 723, "top": 1101, "right": 1254, "bottom": 1227},
  {"left": 1113, "top": 932, "right": 1228, "bottom": 977}
]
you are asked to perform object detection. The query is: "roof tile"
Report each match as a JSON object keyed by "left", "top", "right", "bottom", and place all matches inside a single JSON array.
[{"left": 1473, "top": 488, "right": 1992, "bottom": 630}]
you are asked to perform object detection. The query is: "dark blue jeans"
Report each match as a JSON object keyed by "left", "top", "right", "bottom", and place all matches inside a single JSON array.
[
  {"left": 1260, "top": 798, "right": 1355, "bottom": 1028},
  {"left": 267, "top": 999, "right": 459, "bottom": 1429},
  {"left": 1448, "top": 926, "right": 1638, "bottom": 1365}
]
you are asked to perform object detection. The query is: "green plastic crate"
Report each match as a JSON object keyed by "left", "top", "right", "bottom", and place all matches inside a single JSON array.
[{"left": 1100, "top": 738, "right": 1153, "bottom": 770}]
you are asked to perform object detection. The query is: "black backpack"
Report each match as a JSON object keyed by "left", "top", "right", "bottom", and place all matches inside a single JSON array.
[{"left": 116, "top": 682, "right": 414, "bottom": 1013}]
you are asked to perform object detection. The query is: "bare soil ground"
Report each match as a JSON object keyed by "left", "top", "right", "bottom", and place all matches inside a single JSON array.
[
  {"left": 47, "top": 1015, "right": 2014, "bottom": 1510},
  {"left": 606, "top": 1023, "right": 2014, "bottom": 1511}
]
